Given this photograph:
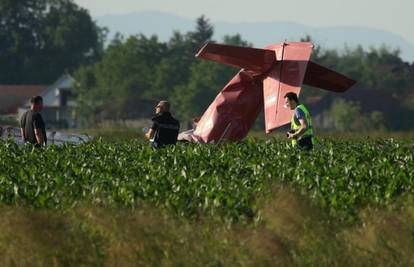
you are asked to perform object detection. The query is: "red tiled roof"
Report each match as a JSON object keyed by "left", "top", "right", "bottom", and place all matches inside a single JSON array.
[{"left": 0, "top": 85, "right": 47, "bottom": 114}]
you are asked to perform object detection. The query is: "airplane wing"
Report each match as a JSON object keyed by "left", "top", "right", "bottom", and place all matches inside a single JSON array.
[
  {"left": 196, "top": 43, "right": 276, "bottom": 73},
  {"left": 304, "top": 61, "right": 356, "bottom": 92}
]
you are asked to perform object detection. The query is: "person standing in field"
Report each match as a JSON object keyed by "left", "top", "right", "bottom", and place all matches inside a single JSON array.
[
  {"left": 284, "top": 92, "right": 315, "bottom": 150},
  {"left": 20, "top": 96, "right": 47, "bottom": 147},
  {"left": 145, "top": 100, "right": 180, "bottom": 148}
]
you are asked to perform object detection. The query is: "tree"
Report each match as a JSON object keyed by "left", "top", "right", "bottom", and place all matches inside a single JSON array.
[
  {"left": 74, "top": 34, "right": 167, "bottom": 122},
  {"left": 0, "top": 0, "right": 45, "bottom": 83},
  {"left": 329, "top": 99, "right": 386, "bottom": 132},
  {"left": 223, "top": 34, "right": 253, "bottom": 47},
  {"left": 172, "top": 34, "right": 252, "bottom": 124},
  {"left": 0, "top": 0, "right": 105, "bottom": 84},
  {"left": 172, "top": 60, "right": 237, "bottom": 123},
  {"left": 330, "top": 98, "right": 362, "bottom": 131},
  {"left": 186, "top": 15, "right": 214, "bottom": 53}
]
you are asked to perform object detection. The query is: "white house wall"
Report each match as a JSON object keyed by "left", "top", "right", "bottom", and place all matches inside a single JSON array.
[
  {"left": 18, "top": 75, "right": 78, "bottom": 129},
  {"left": 41, "top": 87, "right": 59, "bottom": 106},
  {"left": 42, "top": 76, "right": 75, "bottom": 106}
]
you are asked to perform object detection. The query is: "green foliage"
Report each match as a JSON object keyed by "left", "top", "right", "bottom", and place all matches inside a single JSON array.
[
  {"left": 75, "top": 34, "right": 167, "bottom": 121},
  {"left": 311, "top": 43, "right": 413, "bottom": 95},
  {"left": 1, "top": 138, "right": 414, "bottom": 265},
  {"left": 329, "top": 98, "right": 386, "bottom": 131},
  {"left": 301, "top": 38, "right": 414, "bottom": 132},
  {"left": 223, "top": 33, "right": 253, "bottom": 47},
  {"left": 172, "top": 61, "right": 237, "bottom": 122},
  {"left": 0, "top": 116, "right": 19, "bottom": 126},
  {"left": 74, "top": 16, "right": 249, "bottom": 126},
  {"left": 186, "top": 15, "right": 214, "bottom": 51},
  {"left": 2, "top": 197, "right": 414, "bottom": 266},
  {"left": 0, "top": 138, "right": 413, "bottom": 223},
  {"left": 0, "top": 0, "right": 105, "bottom": 84},
  {"left": 72, "top": 22, "right": 414, "bottom": 130},
  {"left": 330, "top": 98, "right": 362, "bottom": 131}
]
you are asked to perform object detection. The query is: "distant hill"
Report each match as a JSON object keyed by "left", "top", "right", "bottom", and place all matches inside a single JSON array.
[{"left": 96, "top": 11, "right": 414, "bottom": 63}]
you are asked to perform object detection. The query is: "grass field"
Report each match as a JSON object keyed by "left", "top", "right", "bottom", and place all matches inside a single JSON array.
[{"left": 0, "top": 136, "right": 413, "bottom": 266}]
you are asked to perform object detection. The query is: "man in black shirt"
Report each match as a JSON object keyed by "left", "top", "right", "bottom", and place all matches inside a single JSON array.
[
  {"left": 20, "top": 96, "right": 47, "bottom": 146},
  {"left": 145, "top": 100, "right": 180, "bottom": 148}
]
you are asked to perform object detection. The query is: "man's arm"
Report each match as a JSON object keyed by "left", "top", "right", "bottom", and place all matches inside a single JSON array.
[
  {"left": 20, "top": 114, "right": 26, "bottom": 141},
  {"left": 145, "top": 120, "right": 157, "bottom": 140},
  {"left": 288, "top": 108, "right": 308, "bottom": 139},
  {"left": 20, "top": 128, "right": 25, "bottom": 140},
  {"left": 288, "top": 118, "right": 308, "bottom": 139},
  {"left": 32, "top": 114, "right": 45, "bottom": 145},
  {"left": 145, "top": 128, "right": 155, "bottom": 140},
  {"left": 34, "top": 128, "right": 44, "bottom": 145}
]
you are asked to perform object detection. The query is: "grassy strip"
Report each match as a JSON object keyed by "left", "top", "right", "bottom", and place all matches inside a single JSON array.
[{"left": 1, "top": 188, "right": 413, "bottom": 266}]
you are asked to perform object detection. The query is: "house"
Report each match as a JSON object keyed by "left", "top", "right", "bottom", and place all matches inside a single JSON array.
[
  {"left": 0, "top": 85, "right": 47, "bottom": 117},
  {"left": 18, "top": 74, "right": 77, "bottom": 129}
]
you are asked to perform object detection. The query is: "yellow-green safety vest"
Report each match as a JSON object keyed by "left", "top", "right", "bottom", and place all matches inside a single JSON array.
[{"left": 291, "top": 104, "right": 316, "bottom": 147}]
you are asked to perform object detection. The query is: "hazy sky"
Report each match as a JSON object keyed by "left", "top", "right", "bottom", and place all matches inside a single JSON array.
[{"left": 74, "top": 0, "right": 414, "bottom": 44}]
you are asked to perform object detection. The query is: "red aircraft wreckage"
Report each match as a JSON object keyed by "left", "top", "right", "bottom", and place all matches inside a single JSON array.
[{"left": 178, "top": 41, "right": 356, "bottom": 143}]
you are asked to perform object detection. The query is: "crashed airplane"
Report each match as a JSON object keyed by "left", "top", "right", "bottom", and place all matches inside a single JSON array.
[{"left": 178, "top": 42, "right": 356, "bottom": 143}]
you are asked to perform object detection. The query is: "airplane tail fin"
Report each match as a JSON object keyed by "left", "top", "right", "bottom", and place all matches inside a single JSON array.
[{"left": 263, "top": 42, "right": 313, "bottom": 133}]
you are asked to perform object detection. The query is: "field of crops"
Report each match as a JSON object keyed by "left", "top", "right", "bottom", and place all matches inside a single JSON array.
[
  {"left": 1, "top": 137, "right": 413, "bottom": 222},
  {"left": 1, "top": 137, "right": 414, "bottom": 266}
]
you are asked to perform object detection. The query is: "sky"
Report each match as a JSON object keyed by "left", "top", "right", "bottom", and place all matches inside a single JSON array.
[{"left": 73, "top": 0, "right": 414, "bottom": 45}]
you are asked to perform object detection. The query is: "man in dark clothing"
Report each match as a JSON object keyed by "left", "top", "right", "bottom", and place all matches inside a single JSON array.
[
  {"left": 145, "top": 100, "right": 180, "bottom": 148},
  {"left": 20, "top": 96, "right": 47, "bottom": 146}
]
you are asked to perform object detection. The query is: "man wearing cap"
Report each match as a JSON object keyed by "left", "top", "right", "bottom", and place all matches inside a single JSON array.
[
  {"left": 284, "top": 92, "right": 315, "bottom": 150},
  {"left": 145, "top": 100, "right": 180, "bottom": 148}
]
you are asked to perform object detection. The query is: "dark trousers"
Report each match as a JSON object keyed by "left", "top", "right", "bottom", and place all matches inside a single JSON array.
[{"left": 298, "top": 136, "right": 313, "bottom": 150}]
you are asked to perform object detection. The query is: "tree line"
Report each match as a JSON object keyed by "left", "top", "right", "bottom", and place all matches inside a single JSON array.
[
  {"left": 0, "top": 0, "right": 105, "bottom": 84},
  {"left": 74, "top": 15, "right": 251, "bottom": 126}
]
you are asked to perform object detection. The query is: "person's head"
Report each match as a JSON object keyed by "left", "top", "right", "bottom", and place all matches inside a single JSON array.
[
  {"left": 30, "top": 96, "right": 43, "bottom": 112},
  {"left": 284, "top": 92, "right": 299, "bottom": 110},
  {"left": 155, "top": 100, "right": 170, "bottom": 114}
]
